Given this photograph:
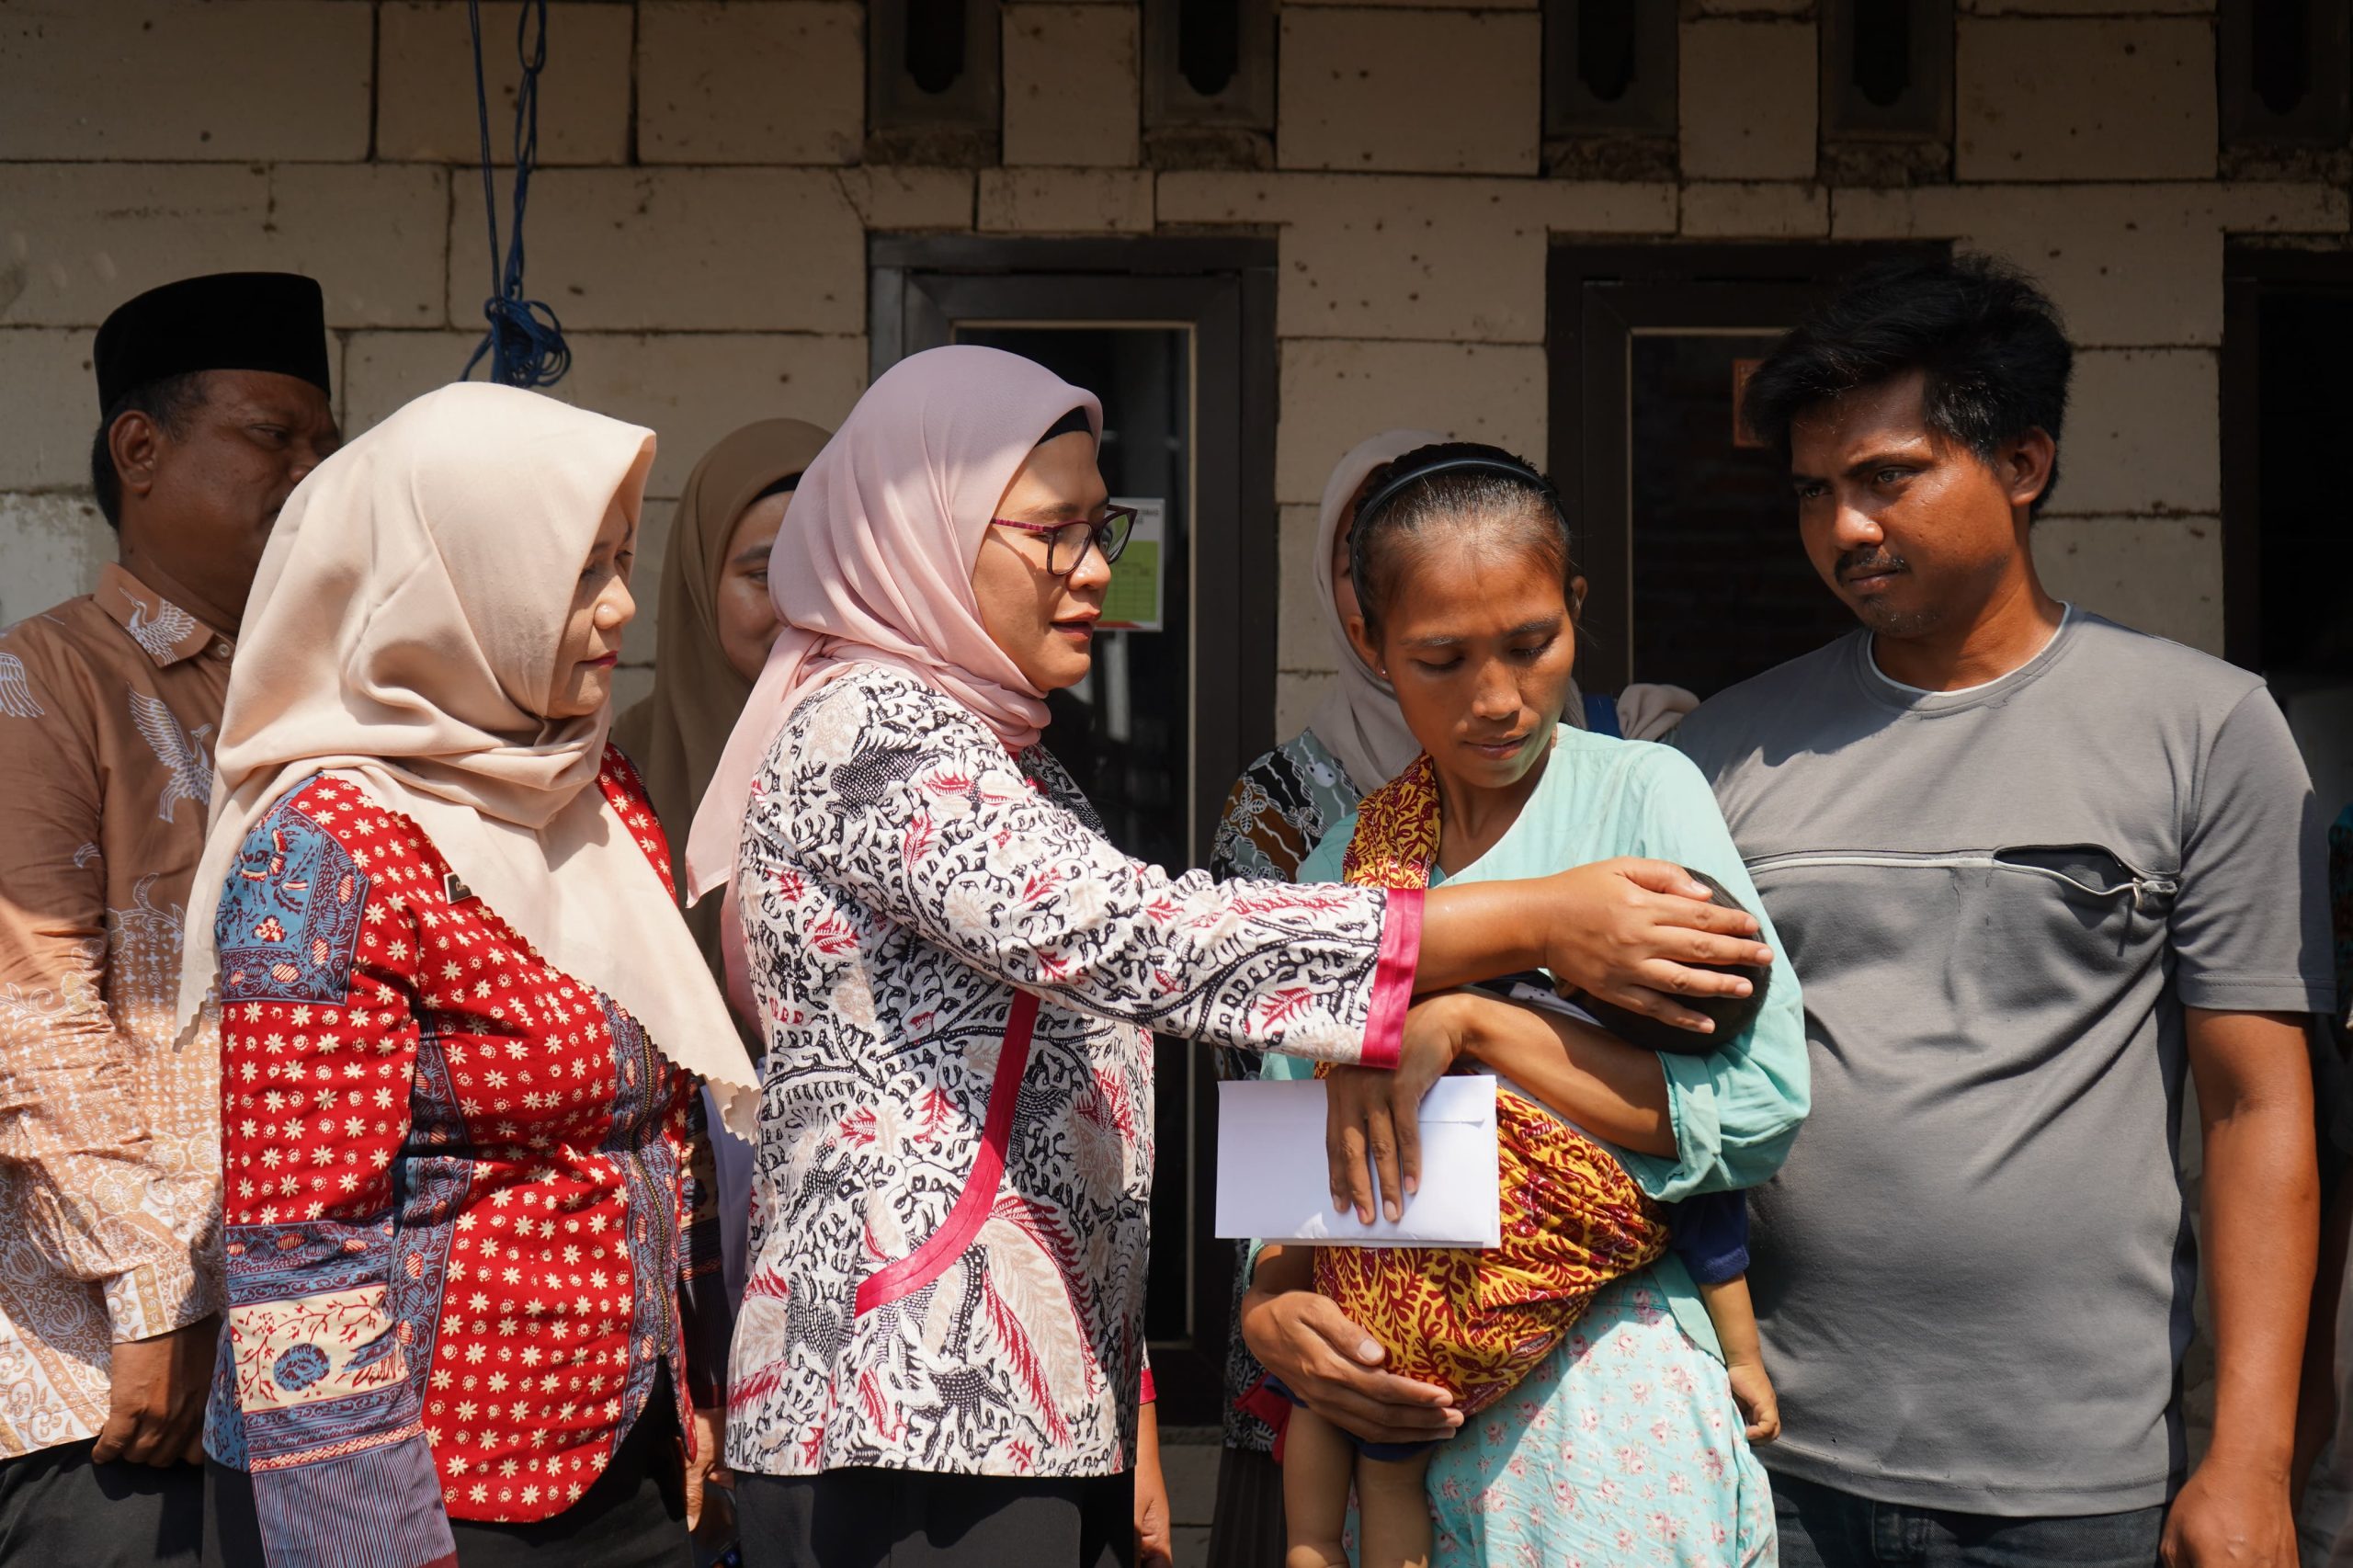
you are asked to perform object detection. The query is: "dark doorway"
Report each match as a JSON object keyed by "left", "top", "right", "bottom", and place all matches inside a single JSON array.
[
  {"left": 2223, "top": 245, "right": 2353, "bottom": 814},
  {"left": 871, "top": 235, "right": 1279, "bottom": 1425},
  {"left": 1548, "top": 243, "right": 1944, "bottom": 697}
]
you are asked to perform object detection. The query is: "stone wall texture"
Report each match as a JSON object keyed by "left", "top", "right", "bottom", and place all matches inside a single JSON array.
[{"left": 4, "top": 0, "right": 2338, "bottom": 723}]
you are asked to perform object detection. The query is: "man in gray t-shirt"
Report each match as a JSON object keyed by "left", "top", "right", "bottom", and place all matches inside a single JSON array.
[{"left": 1675, "top": 255, "right": 2335, "bottom": 1568}]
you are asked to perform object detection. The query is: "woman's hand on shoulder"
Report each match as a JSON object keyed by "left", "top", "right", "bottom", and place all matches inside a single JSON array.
[{"left": 1538, "top": 859, "right": 1773, "bottom": 1035}]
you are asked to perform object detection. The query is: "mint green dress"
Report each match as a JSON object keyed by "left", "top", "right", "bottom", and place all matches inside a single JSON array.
[{"left": 1271, "top": 726, "right": 1809, "bottom": 1566}]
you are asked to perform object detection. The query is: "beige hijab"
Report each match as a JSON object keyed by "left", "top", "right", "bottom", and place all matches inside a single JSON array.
[
  {"left": 613, "top": 418, "right": 833, "bottom": 973},
  {"left": 175, "top": 382, "right": 757, "bottom": 1137},
  {"left": 1305, "top": 429, "right": 1445, "bottom": 792}
]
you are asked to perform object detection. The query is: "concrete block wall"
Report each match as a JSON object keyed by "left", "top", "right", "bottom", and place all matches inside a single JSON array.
[{"left": 3, "top": 0, "right": 2342, "bottom": 722}]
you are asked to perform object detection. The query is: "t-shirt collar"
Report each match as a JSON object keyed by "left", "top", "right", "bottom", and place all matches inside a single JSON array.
[
  {"left": 97, "top": 562, "right": 234, "bottom": 668},
  {"left": 1858, "top": 604, "right": 2075, "bottom": 712}
]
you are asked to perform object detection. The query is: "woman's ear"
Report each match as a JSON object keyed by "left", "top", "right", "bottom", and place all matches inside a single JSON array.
[
  {"left": 1569, "top": 574, "right": 1589, "bottom": 620},
  {"left": 1344, "top": 614, "right": 1384, "bottom": 681}
]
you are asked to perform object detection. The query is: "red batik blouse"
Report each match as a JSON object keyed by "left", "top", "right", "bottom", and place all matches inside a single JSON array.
[{"left": 202, "top": 751, "right": 725, "bottom": 1568}]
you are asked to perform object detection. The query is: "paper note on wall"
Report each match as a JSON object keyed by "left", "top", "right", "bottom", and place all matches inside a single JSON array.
[{"left": 1099, "top": 496, "right": 1165, "bottom": 631}]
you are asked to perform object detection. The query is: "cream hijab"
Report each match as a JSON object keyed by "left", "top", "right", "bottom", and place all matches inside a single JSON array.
[
  {"left": 688, "top": 346, "right": 1099, "bottom": 905},
  {"left": 1305, "top": 428, "right": 1445, "bottom": 792},
  {"left": 613, "top": 417, "right": 833, "bottom": 972},
  {"left": 175, "top": 382, "right": 758, "bottom": 1137}
]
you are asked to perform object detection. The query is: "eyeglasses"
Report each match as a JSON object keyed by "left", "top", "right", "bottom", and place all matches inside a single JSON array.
[{"left": 987, "top": 506, "right": 1137, "bottom": 579}]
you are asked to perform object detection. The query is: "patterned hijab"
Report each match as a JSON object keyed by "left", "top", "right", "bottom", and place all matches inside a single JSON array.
[
  {"left": 174, "top": 382, "right": 758, "bottom": 1135},
  {"left": 613, "top": 417, "right": 833, "bottom": 971},
  {"left": 1305, "top": 429, "right": 1445, "bottom": 793},
  {"left": 687, "top": 346, "right": 1100, "bottom": 905}
]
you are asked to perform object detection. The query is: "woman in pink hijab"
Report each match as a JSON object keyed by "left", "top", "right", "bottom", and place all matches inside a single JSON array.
[{"left": 688, "top": 347, "right": 1769, "bottom": 1568}]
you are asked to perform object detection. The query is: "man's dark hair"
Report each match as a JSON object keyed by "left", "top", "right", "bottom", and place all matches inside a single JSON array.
[
  {"left": 88, "top": 370, "right": 209, "bottom": 529},
  {"left": 1741, "top": 253, "right": 2074, "bottom": 515}
]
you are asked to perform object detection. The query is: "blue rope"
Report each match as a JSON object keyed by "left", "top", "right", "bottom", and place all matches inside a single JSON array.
[{"left": 462, "top": 0, "right": 569, "bottom": 388}]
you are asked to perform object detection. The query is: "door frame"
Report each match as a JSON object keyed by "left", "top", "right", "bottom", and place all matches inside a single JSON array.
[
  {"left": 2220, "top": 241, "right": 2353, "bottom": 673},
  {"left": 870, "top": 235, "right": 1279, "bottom": 1426},
  {"left": 1546, "top": 242, "right": 1945, "bottom": 693}
]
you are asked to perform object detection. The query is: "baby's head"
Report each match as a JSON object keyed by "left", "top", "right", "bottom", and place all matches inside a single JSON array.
[{"left": 1577, "top": 869, "right": 1770, "bottom": 1055}]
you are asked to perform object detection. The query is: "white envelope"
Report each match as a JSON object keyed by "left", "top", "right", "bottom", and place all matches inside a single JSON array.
[{"left": 1214, "top": 1075, "right": 1501, "bottom": 1248}]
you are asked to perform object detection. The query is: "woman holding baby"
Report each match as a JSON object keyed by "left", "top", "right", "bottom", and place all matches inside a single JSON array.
[{"left": 1243, "top": 444, "right": 1810, "bottom": 1568}]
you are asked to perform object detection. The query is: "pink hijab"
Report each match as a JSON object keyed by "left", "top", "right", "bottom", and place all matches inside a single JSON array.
[{"left": 686, "top": 346, "right": 1101, "bottom": 904}]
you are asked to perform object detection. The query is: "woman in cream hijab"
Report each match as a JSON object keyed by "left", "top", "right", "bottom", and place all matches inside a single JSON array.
[{"left": 181, "top": 382, "right": 756, "bottom": 1568}]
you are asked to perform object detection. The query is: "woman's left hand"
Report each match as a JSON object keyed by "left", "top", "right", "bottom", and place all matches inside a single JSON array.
[
  {"left": 1327, "top": 993, "right": 1476, "bottom": 1223},
  {"left": 1134, "top": 1401, "right": 1174, "bottom": 1567},
  {"left": 684, "top": 1404, "right": 732, "bottom": 1537}
]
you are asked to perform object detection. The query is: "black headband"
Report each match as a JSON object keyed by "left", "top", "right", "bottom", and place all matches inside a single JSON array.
[
  {"left": 1038, "top": 407, "right": 1094, "bottom": 445},
  {"left": 1354, "top": 450, "right": 1566, "bottom": 535},
  {"left": 750, "top": 472, "right": 802, "bottom": 504}
]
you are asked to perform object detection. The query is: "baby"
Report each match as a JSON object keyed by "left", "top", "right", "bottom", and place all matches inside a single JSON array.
[{"left": 1281, "top": 868, "right": 1779, "bottom": 1568}]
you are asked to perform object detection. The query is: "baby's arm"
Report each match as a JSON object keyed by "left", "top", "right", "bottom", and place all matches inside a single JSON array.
[
  {"left": 1442, "top": 992, "right": 1676, "bottom": 1153},
  {"left": 1698, "top": 1273, "right": 1779, "bottom": 1445}
]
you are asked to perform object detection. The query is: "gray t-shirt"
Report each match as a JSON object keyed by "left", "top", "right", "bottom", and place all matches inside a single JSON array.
[{"left": 1675, "top": 609, "right": 2336, "bottom": 1516}]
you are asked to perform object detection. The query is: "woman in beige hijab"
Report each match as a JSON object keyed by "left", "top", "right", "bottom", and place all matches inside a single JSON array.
[
  {"left": 180, "top": 382, "right": 756, "bottom": 1568},
  {"left": 614, "top": 418, "right": 834, "bottom": 977}
]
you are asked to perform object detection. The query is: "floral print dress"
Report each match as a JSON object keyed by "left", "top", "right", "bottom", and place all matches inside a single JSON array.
[{"left": 724, "top": 666, "right": 1419, "bottom": 1482}]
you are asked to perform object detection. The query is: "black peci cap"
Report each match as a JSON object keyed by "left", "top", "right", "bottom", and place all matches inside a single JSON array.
[{"left": 94, "top": 271, "right": 333, "bottom": 412}]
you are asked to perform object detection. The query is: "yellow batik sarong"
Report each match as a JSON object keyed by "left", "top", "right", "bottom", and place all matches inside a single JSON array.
[{"left": 1316, "top": 755, "right": 1667, "bottom": 1416}]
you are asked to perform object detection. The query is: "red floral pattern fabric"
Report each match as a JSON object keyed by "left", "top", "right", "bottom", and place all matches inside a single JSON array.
[{"left": 203, "top": 753, "right": 725, "bottom": 1568}]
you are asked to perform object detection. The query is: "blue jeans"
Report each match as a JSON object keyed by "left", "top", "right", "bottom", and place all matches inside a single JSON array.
[{"left": 1771, "top": 1471, "right": 2167, "bottom": 1568}]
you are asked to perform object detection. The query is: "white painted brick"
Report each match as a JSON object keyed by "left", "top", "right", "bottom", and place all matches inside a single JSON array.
[
  {"left": 638, "top": 3, "right": 864, "bottom": 165},
  {"left": 0, "top": 1, "right": 371, "bottom": 161},
  {"left": 342, "top": 330, "right": 866, "bottom": 499},
  {"left": 1159, "top": 173, "right": 1671, "bottom": 343},
  {"left": 1680, "top": 183, "right": 1829, "bottom": 239},
  {"left": 1278, "top": 503, "right": 1341, "bottom": 674},
  {"left": 1279, "top": 9, "right": 1540, "bottom": 176},
  {"left": 0, "top": 164, "right": 449, "bottom": 329},
  {"left": 1957, "top": 17, "right": 2214, "bottom": 181},
  {"left": 836, "top": 167, "right": 976, "bottom": 231},
  {"left": 2034, "top": 516, "right": 2222, "bottom": 653},
  {"left": 1682, "top": 19, "right": 1816, "bottom": 182},
  {"left": 0, "top": 493, "right": 112, "bottom": 625},
  {"left": 444, "top": 168, "right": 867, "bottom": 333},
  {"left": 1276, "top": 671, "right": 1335, "bottom": 737},
  {"left": 1831, "top": 183, "right": 2347, "bottom": 347},
  {"left": 1004, "top": 5, "right": 1140, "bottom": 168},
  {"left": 0, "top": 329, "right": 102, "bottom": 491},
  {"left": 1278, "top": 339, "right": 1543, "bottom": 504},
  {"left": 977, "top": 169, "right": 1154, "bottom": 233},
  {"left": 377, "top": 1, "right": 634, "bottom": 166},
  {"left": 2045, "top": 349, "right": 2217, "bottom": 517}
]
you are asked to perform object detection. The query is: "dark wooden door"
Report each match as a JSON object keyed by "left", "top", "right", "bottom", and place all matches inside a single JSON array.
[
  {"left": 2222, "top": 244, "right": 2353, "bottom": 814},
  {"left": 871, "top": 236, "right": 1279, "bottom": 1425}
]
